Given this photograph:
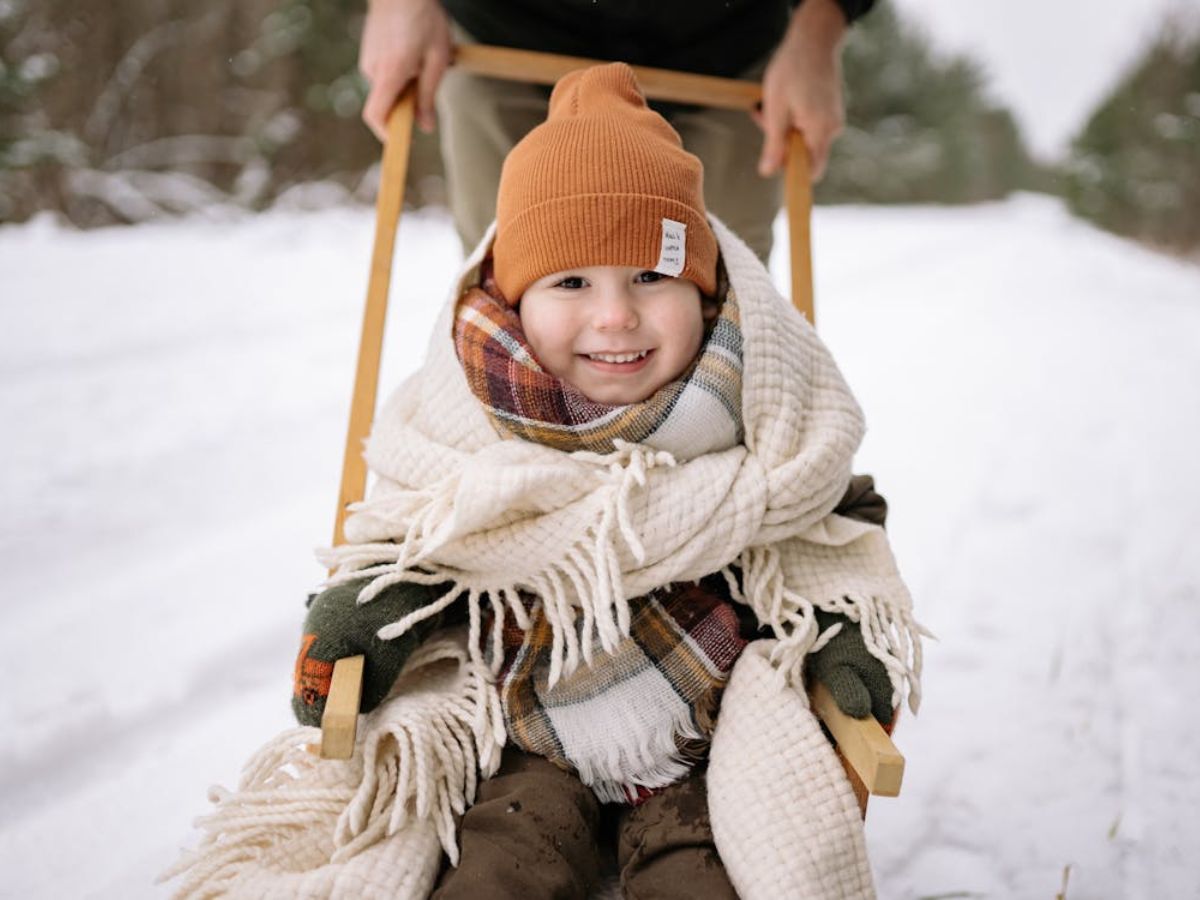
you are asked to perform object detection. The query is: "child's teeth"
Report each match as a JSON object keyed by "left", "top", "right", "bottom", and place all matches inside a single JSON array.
[{"left": 590, "top": 351, "right": 647, "bottom": 363}]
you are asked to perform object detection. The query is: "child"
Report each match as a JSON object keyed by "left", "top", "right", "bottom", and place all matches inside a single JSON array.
[{"left": 293, "top": 63, "right": 921, "bottom": 899}]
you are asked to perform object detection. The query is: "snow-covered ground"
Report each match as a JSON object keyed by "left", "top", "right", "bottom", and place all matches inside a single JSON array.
[{"left": 2, "top": 195, "right": 1198, "bottom": 899}]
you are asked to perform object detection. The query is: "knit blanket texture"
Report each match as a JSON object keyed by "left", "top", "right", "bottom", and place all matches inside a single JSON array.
[
  {"left": 323, "top": 217, "right": 922, "bottom": 711},
  {"left": 456, "top": 260, "right": 748, "bottom": 802},
  {"left": 164, "top": 217, "right": 923, "bottom": 900}
]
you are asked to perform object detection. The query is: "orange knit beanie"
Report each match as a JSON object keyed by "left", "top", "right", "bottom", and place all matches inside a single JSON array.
[{"left": 493, "top": 62, "right": 719, "bottom": 302}]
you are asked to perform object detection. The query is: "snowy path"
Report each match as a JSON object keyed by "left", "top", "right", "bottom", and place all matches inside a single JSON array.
[{"left": 1, "top": 196, "right": 1197, "bottom": 899}]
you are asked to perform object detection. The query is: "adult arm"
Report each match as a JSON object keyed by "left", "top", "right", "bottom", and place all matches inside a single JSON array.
[
  {"left": 757, "top": 0, "right": 863, "bottom": 181},
  {"left": 359, "top": 0, "right": 452, "bottom": 139}
]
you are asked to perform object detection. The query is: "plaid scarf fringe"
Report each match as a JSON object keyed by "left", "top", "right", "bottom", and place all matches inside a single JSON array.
[{"left": 493, "top": 579, "right": 747, "bottom": 804}]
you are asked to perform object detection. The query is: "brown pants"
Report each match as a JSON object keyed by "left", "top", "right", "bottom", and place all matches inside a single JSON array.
[
  {"left": 432, "top": 749, "right": 737, "bottom": 900},
  {"left": 436, "top": 25, "right": 781, "bottom": 263}
]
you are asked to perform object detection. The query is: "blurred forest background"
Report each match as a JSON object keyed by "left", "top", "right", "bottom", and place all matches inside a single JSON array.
[{"left": 1, "top": 0, "right": 1197, "bottom": 257}]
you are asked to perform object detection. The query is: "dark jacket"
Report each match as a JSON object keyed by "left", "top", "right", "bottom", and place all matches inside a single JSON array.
[{"left": 442, "top": 0, "right": 875, "bottom": 79}]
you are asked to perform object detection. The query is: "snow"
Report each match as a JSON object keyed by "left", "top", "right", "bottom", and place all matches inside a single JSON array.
[{"left": 2, "top": 195, "right": 1198, "bottom": 899}]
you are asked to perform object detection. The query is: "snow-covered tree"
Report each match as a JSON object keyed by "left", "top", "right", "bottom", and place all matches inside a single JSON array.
[
  {"left": 2, "top": 0, "right": 1036, "bottom": 226},
  {"left": 1063, "top": 14, "right": 1200, "bottom": 256},
  {"left": 818, "top": 2, "right": 1040, "bottom": 205}
]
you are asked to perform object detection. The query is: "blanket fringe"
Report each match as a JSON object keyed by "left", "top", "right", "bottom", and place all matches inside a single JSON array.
[
  {"left": 320, "top": 442, "right": 676, "bottom": 689},
  {"left": 159, "top": 638, "right": 504, "bottom": 898},
  {"left": 322, "top": 442, "right": 925, "bottom": 712},
  {"left": 728, "top": 544, "right": 926, "bottom": 713}
]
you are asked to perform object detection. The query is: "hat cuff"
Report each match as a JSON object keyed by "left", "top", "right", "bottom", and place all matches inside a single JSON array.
[{"left": 495, "top": 193, "right": 718, "bottom": 301}]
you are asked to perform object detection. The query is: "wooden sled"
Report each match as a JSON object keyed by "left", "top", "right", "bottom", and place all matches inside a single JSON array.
[{"left": 320, "top": 45, "right": 904, "bottom": 816}]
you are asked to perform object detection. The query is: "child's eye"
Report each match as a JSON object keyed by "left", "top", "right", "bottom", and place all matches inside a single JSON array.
[
  {"left": 555, "top": 276, "right": 586, "bottom": 289},
  {"left": 636, "top": 271, "right": 668, "bottom": 284}
]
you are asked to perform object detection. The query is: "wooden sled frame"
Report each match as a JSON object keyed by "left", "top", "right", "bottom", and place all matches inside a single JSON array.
[{"left": 320, "top": 45, "right": 904, "bottom": 815}]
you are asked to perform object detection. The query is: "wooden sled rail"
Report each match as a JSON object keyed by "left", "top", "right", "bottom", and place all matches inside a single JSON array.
[
  {"left": 453, "top": 44, "right": 763, "bottom": 111},
  {"left": 323, "top": 654, "right": 904, "bottom": 803},
  {"left": 320, "top": 46, "right": 902, "bottom": 811}
]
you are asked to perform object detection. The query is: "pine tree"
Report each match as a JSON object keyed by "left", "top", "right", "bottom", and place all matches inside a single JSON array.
[
  {"left": 819, "top": 3, "right": 1038, "bottom": 204},
  {"left": 1063, "top": 15, "right": 1200, "bottom": 255},
  {"left": 1, "top": 0, "right": 1036, "bottom": 225}
]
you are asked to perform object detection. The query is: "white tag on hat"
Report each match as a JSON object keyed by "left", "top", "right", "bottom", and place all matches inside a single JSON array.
[{"left": 654, "top": 218, "right": 686, "bottom": 278}]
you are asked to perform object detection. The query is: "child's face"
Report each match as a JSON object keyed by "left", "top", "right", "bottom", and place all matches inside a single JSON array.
[{"left": 519, "top": 265, "right": 706, "bottom": 405}]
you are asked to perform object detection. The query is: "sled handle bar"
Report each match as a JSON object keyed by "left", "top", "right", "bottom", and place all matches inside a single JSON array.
[{"left": 320, "top": 46, "right": 899, "bottom": 813}]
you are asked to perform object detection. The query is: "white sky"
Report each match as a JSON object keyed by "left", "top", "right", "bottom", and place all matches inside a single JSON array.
[{"left": 888, "top": 0, "right": 1200, "bottom": 160}]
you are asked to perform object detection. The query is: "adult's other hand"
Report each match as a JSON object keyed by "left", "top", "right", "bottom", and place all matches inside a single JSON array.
[
  {"left": 756, "top": 0, "right": 848, "bottom": 181},
  {"left": 359, "top": 0, "right": 452, "bottom": 139}
]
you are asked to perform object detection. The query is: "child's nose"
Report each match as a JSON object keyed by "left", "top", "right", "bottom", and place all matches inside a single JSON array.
[{"left": 593, "top": 286, "right": 639, "bottom": 330}]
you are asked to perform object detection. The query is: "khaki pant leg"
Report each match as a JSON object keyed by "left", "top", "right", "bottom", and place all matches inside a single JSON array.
[
  {"left": 615, "top": 773, "right": 738, "bottom": 900},
  {"left": 666, "top": 56, "right": 781, "bottom": 264},
  {"left": 436, "top": 25, "right": 551, "bottom": 254},
  {"left": 432, "top": 749, "right": 604, "bottom": 900}
]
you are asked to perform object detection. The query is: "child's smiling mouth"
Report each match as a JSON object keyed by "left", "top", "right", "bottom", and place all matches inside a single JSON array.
[{"left": 580, "top": 349, "right": 655, "bottom": 372}]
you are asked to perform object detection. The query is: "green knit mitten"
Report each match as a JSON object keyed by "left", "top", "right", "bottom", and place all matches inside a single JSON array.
[
  {"left": 292, "top": 577, "right": 448, "bottom": 727},
  {"left": 806, "top": 608, "right": 895, "bottom": 725}
]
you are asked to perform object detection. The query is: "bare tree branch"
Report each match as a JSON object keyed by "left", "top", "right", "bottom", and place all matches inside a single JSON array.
[
  {"left": 84, "top": 20, "right": 186, "bottom": 148},
  {"left": 67, "top": 167, "right": 239, "bottom": 221},
  {"left": 84, "top": 6, "right": 228, "bottom": 150},
  {"left": 102, "top": 134, "right": 258, "bottom": 170}
]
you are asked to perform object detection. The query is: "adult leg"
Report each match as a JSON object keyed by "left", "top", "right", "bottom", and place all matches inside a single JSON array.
[
  {"left": 615, "top": 773, "right": 737, "bottom": 899},
  {"left": 435, "top": 24, "right": 551, "bottom": 254},
  {"left": 432, "top": 748, "right": 604, "bottom": 900},
  {"left": 668, "top": 56, "right": 782, "bottom": 264}
]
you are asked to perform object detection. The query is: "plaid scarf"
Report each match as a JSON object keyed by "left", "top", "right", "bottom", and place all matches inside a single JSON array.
[
  {"left": 493, "top": 578, "right": 747, "bottom": 804},
  {"left": 453, "top": 263, "right": 744, "bottom": 459},
  {"left": 453, "top": 260, "right": 749, "bottom": 802}
]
